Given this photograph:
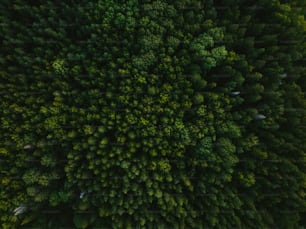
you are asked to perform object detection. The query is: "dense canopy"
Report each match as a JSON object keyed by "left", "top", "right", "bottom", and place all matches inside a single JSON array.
[{"left": 0, "top": 0, "right": 305, "bottom": 228}]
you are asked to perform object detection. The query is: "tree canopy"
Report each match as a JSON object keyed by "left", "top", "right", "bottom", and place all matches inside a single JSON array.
[{"left": 0, "top": 0, "right": 305, "bottom": 228}]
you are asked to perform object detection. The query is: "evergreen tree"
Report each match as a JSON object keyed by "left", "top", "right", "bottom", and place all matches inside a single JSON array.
[{"left": 0, "top": 0, "right": 305, "bottom": 228}]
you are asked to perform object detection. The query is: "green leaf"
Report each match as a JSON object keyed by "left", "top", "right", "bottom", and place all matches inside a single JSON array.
[
  {"left": 21, "top": 215, "right": 35, "bottom": 225},
  {"left": 73, "top": 215, "right": 89, "bottom": 229}
]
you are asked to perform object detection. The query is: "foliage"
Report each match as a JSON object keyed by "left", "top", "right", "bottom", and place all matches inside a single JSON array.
[{"left": 0, "top": 0, "right": 305, "bottom": 228}]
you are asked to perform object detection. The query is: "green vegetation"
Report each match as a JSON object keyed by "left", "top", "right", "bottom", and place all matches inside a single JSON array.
[{"left": 0, "top": 0, "right": 305, "bottom": 228}]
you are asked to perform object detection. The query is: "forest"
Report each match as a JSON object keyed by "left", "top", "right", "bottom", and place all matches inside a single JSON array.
[{"left": 0, "top": 0, "right": 305, "bottom": 228}]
